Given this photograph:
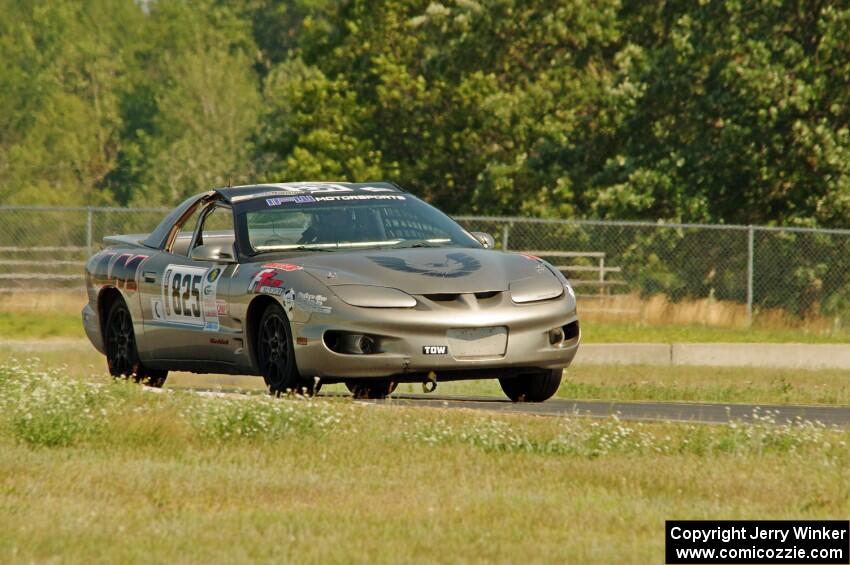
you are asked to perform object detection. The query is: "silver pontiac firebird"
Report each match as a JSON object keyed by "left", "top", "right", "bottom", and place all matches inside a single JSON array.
[{"left": 82, "top": 182, "right": 580, "bottom": 401}]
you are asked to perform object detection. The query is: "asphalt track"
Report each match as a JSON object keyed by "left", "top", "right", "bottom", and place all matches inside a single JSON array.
[{"left": 354, "top": 393, "right": 850, "bottom": 427}]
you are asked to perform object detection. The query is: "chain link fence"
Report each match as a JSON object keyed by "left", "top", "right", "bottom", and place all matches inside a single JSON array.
[{"left": 1, "top": 206, "right": 849, "bottom": 331}]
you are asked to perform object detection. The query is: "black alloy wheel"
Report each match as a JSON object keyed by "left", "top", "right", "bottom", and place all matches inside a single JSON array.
[
  {"left": 345, "top": 380, "right": 398, "bottom": 399},
  {"left": 105, "top": 299, "right": 167, "bottom": 387},
  {"left": 498, "top": 369, "right": 562, "bottom": 402},
  {"left": 257, "top": 303, "right": 316, "bottom": 395}
]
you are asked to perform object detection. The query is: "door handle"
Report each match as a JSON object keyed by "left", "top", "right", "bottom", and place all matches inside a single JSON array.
[{"left": 143, "top": 271, "right": 157, "bottom": 283}]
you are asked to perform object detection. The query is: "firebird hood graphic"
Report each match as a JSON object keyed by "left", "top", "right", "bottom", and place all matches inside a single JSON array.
[
  {"left": 367, "top": 252, "right": 481, "bottom": 278},
  {"left": 271, "top": 248, "right": 552, "bottom": 294}
]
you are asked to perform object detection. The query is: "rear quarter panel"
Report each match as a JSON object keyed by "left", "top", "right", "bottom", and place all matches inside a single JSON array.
[{"left": 84, "top": 246, "right": 154, "bottom": 353}]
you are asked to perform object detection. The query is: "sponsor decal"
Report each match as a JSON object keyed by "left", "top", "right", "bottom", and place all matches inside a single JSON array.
[
  {"left": 229, "top": 184, "right": 397, "bottom": 202},
  {"left": 295, "top": 291, "right": 331, "bottom": 314},
  {"left": 209, "top": 337, "right": 229, "bottom": 345},
  {"left": 282, "top": 182, "right": 395, "bottom": 194},
  {"left": 216, "top": 300, "right": 228, "bottom": 315},
  {"left": 266, "top": 195, "right": 317, "bottom": 206},
  {"left": 159, "top": 264, "right": 222, "bottom": 330},
  {"left": 231, "top": 190, "right": 301, "bottom": 202},
  {"left": 151, "top": 297, "right": 165, "bottom": 321},
  {"left": 248, "top": 270, "right": 331, "bottom": 315},
  {"left": 296, "top": 337, "right": 309, "bottom": 345},
  {"left": 314, "top": 194, "right": 406, "bottom": 202},
  {"left": 248, "top": 269, "right": 285, "bottom": 296},
  {"left": 368, "top": 252, "right": 481, "bottom": 278},
  {"left": 423, "top": 345, "right": 447, "bottom": 355},
  {"left": 358, "top": 185, "right": 396, "bottom": 192},
  {"left": 262, "top": 263, "right": 303, "bottom": 272},
  {"left": 282, "top": 288, "right": 296, "bottom": 313},
  {"left": 285, "top": 183, "right": 353, "bottom": 193},
  {"left": 90, "top": 252, "right": 149, "bottom": 291}
]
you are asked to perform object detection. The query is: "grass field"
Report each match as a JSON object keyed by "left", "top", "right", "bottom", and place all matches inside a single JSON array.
[
  {"left": 0, "top": 312, "right": 82, "bottom": 339},
  {"left": 5, "top": 311, "right": 850, "bottom": 345},
  {"left": 583, "top": 323, "right": 850, "bottom": 344},
  {"left": 4, "top": 344, "right": 850, "bottom": 406},
  {"left": 425, "top": 365, "right": 850, "bottom": 406},
  {"left": 0, "top": 360, "right": 848, "bottom": 563}
]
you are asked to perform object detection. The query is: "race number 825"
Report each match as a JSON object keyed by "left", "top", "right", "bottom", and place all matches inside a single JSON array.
[{"left": 162, "top": 266, "right": 208, "bottom": 326}]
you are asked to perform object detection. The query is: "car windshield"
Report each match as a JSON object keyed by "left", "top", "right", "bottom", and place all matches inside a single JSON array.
[{"left": 239, "top": 193, "right": 480, "bottom": 253}]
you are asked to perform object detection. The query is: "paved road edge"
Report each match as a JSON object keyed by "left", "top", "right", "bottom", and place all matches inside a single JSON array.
[{"left": 577, "top": 342, "right": 850, "bottom": 369}]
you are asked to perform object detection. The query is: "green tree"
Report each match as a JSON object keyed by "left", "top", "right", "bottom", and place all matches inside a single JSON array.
[
  {"left": 0, "top": 0, "right": 145, "bottom": 205},
  {"left": 589, "top": 0, "right": 850, "bottom": 226},
  {"left": 256, "top": 58, "right": 387, "bottom": 182}
]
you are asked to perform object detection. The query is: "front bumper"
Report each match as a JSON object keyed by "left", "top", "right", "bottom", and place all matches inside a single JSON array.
[
  {"left": 81, "top": 304, "right": 105, "bottom": 354},
  {"left": 292, "top": 293, "right": 579, "bottom": 380}
]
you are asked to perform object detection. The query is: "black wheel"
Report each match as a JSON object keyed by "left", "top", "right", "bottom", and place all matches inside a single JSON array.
[
  {"left": 498, "top": 369, "right": 562, "bottom": 402},
  {"left": 105, "top": 299, "right": 167, "bottom": 387},
  {"left": 345, "top": 380, "right": 398, "bottom": 399},
  {"left": 257, "top": 303, "right": 316, "bottom": 395}
]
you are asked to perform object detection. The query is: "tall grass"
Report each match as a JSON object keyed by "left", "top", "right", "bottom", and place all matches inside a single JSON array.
[
  {"left": 581, "top": 292, "right": 846, "bottom": 334},
  {"left": 1, "top": 359, "right": 848, "bottom": 563},
  {"left": 1, "top": 360, "right": 846, "bottom": 460}
]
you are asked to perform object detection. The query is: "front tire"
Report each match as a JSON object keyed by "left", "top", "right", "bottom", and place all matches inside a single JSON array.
[
  {"left": 256, "top": 303, "right": 316, "bottom": 395},
  {"left": 346, "top": 380, "right": 398, "bottom": 399},
  {"left": 104, "top": 299, "right": 167, "bottom": 387},
  {"left": 498, "top": 369, "right": 562, "bottom": 402}
]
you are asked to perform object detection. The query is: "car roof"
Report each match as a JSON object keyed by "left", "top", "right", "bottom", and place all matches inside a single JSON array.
[{"left": 215, "top": 181, "right": 404, "bottom": 204}]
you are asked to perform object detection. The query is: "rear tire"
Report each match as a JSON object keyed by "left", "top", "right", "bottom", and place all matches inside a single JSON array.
[
  {"left": 256, "top": 303, "right": 316, "bottom": 395},
  {"left": 104, "top": 299, "right": 167, "bottom": 388},
  {"left": 498, "top": 369, "right": 562, "bottom": 402},
  {"left": 346, "top": 380, "right": 398, "bottom": 399}
]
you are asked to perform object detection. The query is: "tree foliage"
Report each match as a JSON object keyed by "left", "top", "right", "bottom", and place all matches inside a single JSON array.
[{"left": 1, "top": 0, "right": 849, "bottom": 227}]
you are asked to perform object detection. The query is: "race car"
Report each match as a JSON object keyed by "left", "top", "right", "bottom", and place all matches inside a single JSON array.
[{"left": 82, "top": 182, "right": 580, "bottom": 401}]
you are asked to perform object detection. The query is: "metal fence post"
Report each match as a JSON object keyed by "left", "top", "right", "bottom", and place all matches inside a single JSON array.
[
  {"left": 86, "top": 207, "right": 93, "bottom": 257},
  {"left": 595, "top": 255, "right": 604, "bottom": 297},
  {"left": 746, "top": 225, "right": 754, "bottom": 327},
  {"left": 502, "top": 223, "right": 510, "bottom": 250}
]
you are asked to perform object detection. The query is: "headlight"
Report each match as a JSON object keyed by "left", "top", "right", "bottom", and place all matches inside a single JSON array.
[
  {"left": 331, "top": 285, "right": 417, "bottom": 308},
  {"left": 509, "top": 274, "right": 565, "bottom": 303}
]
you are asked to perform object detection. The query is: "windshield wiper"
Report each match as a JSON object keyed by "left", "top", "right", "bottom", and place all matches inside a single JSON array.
[
  {"left": 256, "top": 245, "right": 335, "bottom": 254},
  {"left": 288, "top": 245, "right": 336, "bottom": 252},
  {"left": 387, "top": 239, "right": 444, "bottom": 249}
]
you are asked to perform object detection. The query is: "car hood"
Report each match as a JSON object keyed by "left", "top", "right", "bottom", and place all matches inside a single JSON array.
[{"left": 291, "top": 248, "right": 552, "bottom": 295}]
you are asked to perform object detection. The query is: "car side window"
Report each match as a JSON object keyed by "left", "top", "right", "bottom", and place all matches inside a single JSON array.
[
  {"left": 168, "top": 204, "right": 204, "bottom": 256},
  {"left": 191, "top": 204, "right": 235, "bottom": 254}
]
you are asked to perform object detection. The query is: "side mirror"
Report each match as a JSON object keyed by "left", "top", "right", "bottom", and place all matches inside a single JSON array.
[
  {"left": 190, "top": 244, "right": 237, "bottom": 263},
  {"left": 471, "top": 231, "right": 496, "bottom": 249}
]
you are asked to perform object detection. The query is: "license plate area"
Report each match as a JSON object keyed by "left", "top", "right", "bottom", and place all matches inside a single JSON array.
[{"left": 447, "top": 326, "right": 508, "bottom": 359}]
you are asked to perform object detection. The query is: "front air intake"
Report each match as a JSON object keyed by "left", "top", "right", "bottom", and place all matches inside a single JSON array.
[
  {"left": 474, "top": 291, "right": 500, "bottom": 300},
  {"left": 323, "top": 331, "right": 380, "bottom": 354},
  {"left": 562, "top": 321, "right": 580, "bottom": 341},
  {"left": 423, "top": 293, "right": 460, "bottom": 302}
]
